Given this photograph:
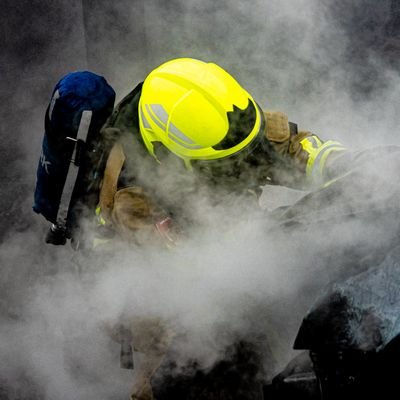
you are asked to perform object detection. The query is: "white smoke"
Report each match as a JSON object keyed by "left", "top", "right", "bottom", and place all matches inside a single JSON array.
[{"left": 1, "top": 0, "right": 400, "bottom": 399}]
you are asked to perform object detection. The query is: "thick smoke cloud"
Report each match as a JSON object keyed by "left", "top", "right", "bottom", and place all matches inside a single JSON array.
[{"left": 1, "top": 1, "right": 400, "bottom": 399}]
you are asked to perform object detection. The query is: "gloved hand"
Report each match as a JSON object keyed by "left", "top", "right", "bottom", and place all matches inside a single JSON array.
[{"left": 109, "top": 186, "right": 182, "bottom": 248}]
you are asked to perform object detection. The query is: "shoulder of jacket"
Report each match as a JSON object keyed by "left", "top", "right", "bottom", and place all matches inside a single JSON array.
[{"left": 264, "top": 110, "right": 290, "bottom": 143}]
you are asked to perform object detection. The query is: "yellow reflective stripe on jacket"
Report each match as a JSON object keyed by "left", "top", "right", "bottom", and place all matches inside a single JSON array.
[
  {"left": 321, "top": 169, "right": 354, "bottom": 189},
  {"left": 95, "top": 206, "right": 107, "bottom": 226},
  {"left": 93, "top": 237, "right": 111, "bottom": 248},
  {"left": 300, "top": 137, "right": 346, "bottom": 183},
  {"left": 300, "top": 135, "right": 322, "bottom": 155}
]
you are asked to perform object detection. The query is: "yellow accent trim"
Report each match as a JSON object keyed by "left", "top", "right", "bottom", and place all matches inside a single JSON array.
[
  {"left": 95, "top": 206, "right": 106, "bottom": 226},
  {"left": 321, "top": 169, "right": 353, "bottom": 189},
  {"left": 300, "top": 136, "right": 322, "bottom": 177},
  {"left": 301, "top": 138, "right": 346, "bottom": 181},
  {"left": 93, "top": 237, "right": 111, "bottom": 248},
  {"left": 183, "top": 158, "right": 193, "bottom": 171},
  {"left": 318, "top": 146, "right": 346, "bottom": 176}
]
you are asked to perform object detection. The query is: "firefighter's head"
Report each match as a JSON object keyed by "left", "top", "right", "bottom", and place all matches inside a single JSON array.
[{"left": 138, "top": 58, "right": 265, "bottom": 170}]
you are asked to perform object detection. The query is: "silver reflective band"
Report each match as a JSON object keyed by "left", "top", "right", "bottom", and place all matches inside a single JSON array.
[
  {"left": 147, "top": 103, "right": 202, "bottom": 148},
  {"left": 169, "top": 122, "right": 197, "bottom": 145},
  {"left": 140, "top": 107, "right": 151, "bottom": 129},
  {"left": 146, "top": 104, "right": 165, "bottom": 130},
  {"left": 49, "top": 89, "right": 60, "bottom": 121},
  {"left": 150, "top": 104, "right": 169, "bottom": 125},
  {"left": 310, "top": 142, "right": 346, "bottom": 182},
  {"left": 57, "top": 110, "right": 93, "bottom": 226},
  {"left": 168, "top": 132, "right": 202, "bottom": 149}
]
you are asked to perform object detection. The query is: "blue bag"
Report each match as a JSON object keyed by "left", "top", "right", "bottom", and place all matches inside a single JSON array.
[{"left": 33, "top": 71, "right": 116, "bottom": 241}]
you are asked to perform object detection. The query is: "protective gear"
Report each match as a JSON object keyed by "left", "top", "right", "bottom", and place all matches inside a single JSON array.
[
  {"left": 299, "top": 136, "right": 346, "bottom": 184},
  {"left": 138, "top": 58, "right": 264, "bottom": 167},
  {"left": 33, "top": 71, "right": 116, "bottom": 246},
  {"left": 94, "top": 186, "right": 179, "bottom": 248},
  {"left": 94, "top": 138, "right": 180, "bottom": 248}
]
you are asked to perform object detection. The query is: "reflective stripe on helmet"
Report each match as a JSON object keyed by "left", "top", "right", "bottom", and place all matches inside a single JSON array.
[
  {"left": 300, "top": 137, "right": 346, "bottom": 183},
  {"left": 169, "top": 122, "right": 198, "bottom": 146},
  {"left": 146, "top": 103, "right": 203, "bottom": 149},
  {"left": 145, "top": 104, "right": 166, "bottom": 131},
  {"left": 140, "top": 107, "right": 151, "bottom": 129}
]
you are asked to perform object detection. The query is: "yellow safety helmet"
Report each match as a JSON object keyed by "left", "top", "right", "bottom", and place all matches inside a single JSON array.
[{"left": 138, "top": 58, "right": 264, "bottom": 167}]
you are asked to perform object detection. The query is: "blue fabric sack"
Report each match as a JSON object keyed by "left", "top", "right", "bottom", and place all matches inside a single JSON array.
[{"left": 33, "top": 71, "right": 116, "bottom": 224}]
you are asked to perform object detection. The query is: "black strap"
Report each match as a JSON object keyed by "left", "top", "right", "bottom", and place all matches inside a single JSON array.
[{"left": 289, "top": 121, "right": 298, "bottom": 136}]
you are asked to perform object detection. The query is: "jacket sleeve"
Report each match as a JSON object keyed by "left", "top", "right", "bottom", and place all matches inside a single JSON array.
[
  {"left": 264, "top": 110, "right": 347, "bottom": 188},
  {"left": 94, "top": 138, "right": 178, "bottom": 247}
]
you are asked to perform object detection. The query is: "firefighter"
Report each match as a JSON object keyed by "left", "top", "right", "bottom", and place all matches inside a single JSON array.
[
  {"left": 96, "top": 57, "right": 348, "bottom": 244},
  {"left": 93, "top": 58, "right": 349, "bottom": 400}
]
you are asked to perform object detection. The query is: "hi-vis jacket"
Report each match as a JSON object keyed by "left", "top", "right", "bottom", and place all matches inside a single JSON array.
[{"left": 95, "top": 83, "right": 347, "bottom": 238}]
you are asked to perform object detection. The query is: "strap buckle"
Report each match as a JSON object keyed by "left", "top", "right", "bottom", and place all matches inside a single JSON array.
[{"left": 66, "top": 136, "right": 86, "bottom": 166}]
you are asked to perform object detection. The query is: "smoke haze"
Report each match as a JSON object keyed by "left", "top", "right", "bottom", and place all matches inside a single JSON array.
[{"left": 1, "top": 1, "right": 400, "bottom": 399}]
